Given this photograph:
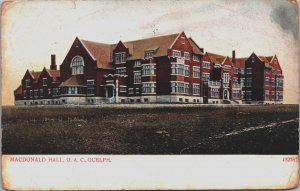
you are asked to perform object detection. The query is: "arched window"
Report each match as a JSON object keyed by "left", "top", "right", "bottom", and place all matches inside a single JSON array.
[{"left": 71, "top": 56, "right": 84, "bottom": 75}]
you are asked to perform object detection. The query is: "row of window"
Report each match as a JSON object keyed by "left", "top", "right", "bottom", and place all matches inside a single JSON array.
[{"left": 23, "top": 88, "right": 60, "bottom": 98}]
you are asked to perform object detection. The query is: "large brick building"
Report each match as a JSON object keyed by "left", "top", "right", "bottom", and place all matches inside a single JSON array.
[{"left": 14, "top": 32, "right": 284, "bottom": 105}]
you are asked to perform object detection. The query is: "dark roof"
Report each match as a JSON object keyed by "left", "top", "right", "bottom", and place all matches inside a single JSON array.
[
  {"left": 59, "top": 75, "right": 86, "bottom": 87},
  {"left": 80, "top": 39, "right": 113, "bottom": 69}
]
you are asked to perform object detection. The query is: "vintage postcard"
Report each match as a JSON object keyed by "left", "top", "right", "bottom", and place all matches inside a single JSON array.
[{"left": 1, "top": 0, "right": 299, "bottom": 190}]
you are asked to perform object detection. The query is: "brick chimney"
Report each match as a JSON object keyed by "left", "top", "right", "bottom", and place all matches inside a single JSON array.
[
  {"left": 50, "top": 54, "right": 57, "bottom": 70},
  {"left": 232, "top": 50, "right": 236, "bottom": 63}
]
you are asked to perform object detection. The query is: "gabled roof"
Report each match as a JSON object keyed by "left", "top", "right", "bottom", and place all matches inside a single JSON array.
[
  {"left": 206, "top": 52, "right": 226, "bottom": 64},
  {"left": 14, "top": 85, "right": 22, "bottom": 95},
  {"left": 258, "top": 55, "right": 273, "bottom": 68},
  {"left": 121, "top": 33, "right": 180, "bottom": 60},
  {"left": 188, "top": 37, "right": 204, "bottom": 55},
  {"left": 46, "top": 69, "right": 60, "bottom": 81},
  {"left": 234, "top": 58, "right": 247, "bottom": 68},
  {"left": 29, "top": 71, "right": 41, "bottom": 82},
  {"left": 80, "top": 39, "right": 113, "bottom": 69},
  {"left": 59, "top": 75, "right": 86, "bottom": 87}
]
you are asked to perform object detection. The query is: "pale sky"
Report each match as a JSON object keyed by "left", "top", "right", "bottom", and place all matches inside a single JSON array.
[{"left": 2, "top": 0, "right": 299, "bottom": 105}]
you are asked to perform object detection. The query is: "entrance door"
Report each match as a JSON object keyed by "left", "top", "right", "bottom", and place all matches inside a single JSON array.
[
  {"left": 223, "top": 89, "right": 228, "bottom": 100},
  {"left": 105, "top": 86, "right": 114, "bottom": 98},
  {"left": 203, "top": 81, "right": 208, "bottom": 104}
]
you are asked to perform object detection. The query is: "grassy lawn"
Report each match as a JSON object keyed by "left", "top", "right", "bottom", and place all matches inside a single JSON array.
[{"left": 2, "top": 104, "right": 299, "bottom": 154}]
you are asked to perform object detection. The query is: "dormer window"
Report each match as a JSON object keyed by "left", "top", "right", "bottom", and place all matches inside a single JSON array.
[
  {"left": 115, "top": 52, "right": 126, "bottom": 64},
  {"left": 144, "top": 51, "right": 154, "bottom": 59},
  {"left": 184, "top": 52, "right": 190, "bottom": 60},
  {"left": 181, "top": 37, "right": 185, "bottom": 44},
  {"left": 71, "top": 56, "right": 84, "bottom": 75}
]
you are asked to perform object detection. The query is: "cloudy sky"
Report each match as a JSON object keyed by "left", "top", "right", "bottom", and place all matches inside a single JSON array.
[{"left": 2, "top": 0, "right": 298, "bottom": 105}]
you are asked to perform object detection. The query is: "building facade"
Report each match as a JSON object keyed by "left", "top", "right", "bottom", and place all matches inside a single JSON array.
[{"left": 14, "top": 32, "right": 284, "bottom": 105}]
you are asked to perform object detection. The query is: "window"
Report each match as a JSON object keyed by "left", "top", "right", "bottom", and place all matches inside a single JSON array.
[
  {"left": 246, "top": 78, "right": 252, "bottom": 87},
  {"left": 144, "top": 51, "right": 154, "bottom": 59},
  {"left": 240, "top": 78, "right": 245, "bottom": 87},
  {"left": 171, "top": 63, "right": 184, "bottom": 75},
  {"left": 119, "top": 86, "right": 127, "bottom": 93},
  {"left": 202, "top": 73, "right": 210, "bottom": 82},
  {"left": 142, "top": 83, "right": 156, "bottom": 94},
  {"left": 128, "top": 88, "right": 134, "bottom": 95},
  {"left": 172, "top": 50, "right": 181, "bottom": 58},
  {"left": 115, "top": 52, "right": 126, "bottom": 64},
  {"left": 184, "top": 65, "right": 189, "bottom": 76},
  {"left": 71, "top": 56, "right": 84, "bottom": 75},
  {"left": 202, "top": 61, "right": 210, "bottom": 68},
  {"left": 134, "top": 71, "right": 141, "bottom": 84},
  {"left": 246, "top": 68, "right": 252, "bottom": 74},
  {"left": 87, "top": 80, "right": 95, "bottom": 95},
  {"left": 53, "top": 88, "right": 60, "bottom": 97},
  {"left": 245, "top": 91, "right": 252, "bottom": 100},
  {"left": 193, "top": 55, "right": 200, "bottom": 61},
  {"left": 211, "top": 88, "right": 219, "bottom": 98},
  {"left": 135, "top": 88, "right": 140, "bottom": 94},
  {"left": 25, "top": 79, "right": 30, "bottom": 87},
  {"left": 234, "top": 68, "right": 238, "bottom": 74},
  {"left": 30, "top": 90, "right": 33, "bottom": 98},
  {"left": 210, "top": 81, "right": 221, "bottom": 86},
  {"left": 134, "top": 60, "right": 141, "bottom": 67},
  {"left": 184, "top": 52, "right": 190, "bottom": 60},
  {"left": 265, "top": 78, "right": 269, "bottom": 86},
  {"left": 142, "top": 64, "right": 156, "bottom": 76},
  {"left": 42, "top": 78, "right": 48, "bottom": 86},
  {"left": 48, "top": 88, "right": 51, "bottom": 95},
  {"left": 239, "top": 68, "right": 245, "bottom": 74},
  {"left": 40, "top": 89, "right": 43, "bottom": 97},
  {"left": 116, "top": 67, "right": 126, "bottom": 75},
  {"left": 171, "top": 82, "right": 189, "bottom": 94},
  {"left": 181, "top": 36, "right": 185, "bottom": 44},
  {"left": 193, "top": 84, "right": 200, "bottom": 95},
  {"left": 223, "top": 73, "right": 229, "bottom": 83},
  {"left": 68, "top": 87, "right": 82, "bottom": 94},
  {"left": 34, "top": 89, "right": 39, "bottom": 98},
  {"left": 23, "top": 90, "right": 26, "bottom": 98},
  {"left": 232, "top": 90, "right": 240, "bottom": 98},
  {"left": 193, "top": 66, "right": 200, "bottom": 78}
]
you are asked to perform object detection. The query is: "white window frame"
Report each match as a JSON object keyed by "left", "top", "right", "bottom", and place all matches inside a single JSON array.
[
  {"left": 87, "top": 80, "right": 95, "bottom": 95},
  {"left": 193, "top": 55, "right": 200, "bottom": 62},
  {"left": 171, "top": 81, "right": 189, "bottom": 94},
  {"left": 116, "top": 67, "right": 126, "bottom": 75},
  {"left": 192, "top": 66, "right": 200, "bottom": 78},
  {"left": 211, "top": 88, "right": 219, "bottom": 98},
  {"left": 128, "top": 88, "right": 134, "bottom": 95},
  {"left": 202, "top": 61, "right": 210, "bottom": 68},
  {"left": 172, "top": 50, "right": 181, "bottom": 58},
  {"left": 142, "top": 64, "right": 156, "bottom": 76},
  {"left": 223, "top": 73, "right": 230, "bottom": 83},
  {"left": 144, "top": 51, "right": 154, "bottom": 59},
  {"left": 202, "top": 72, "right": 210, "bottom": 82},
  {"left": 246, "top": 68, "right": 252, "bottom": 74},
  {"left": 193, "top": 83, "right": 200, "bottom": 95},
  {"left": 115, "top": 52, "right": 126, "bottom": 64},
  {"left": 133, "top": 71, "right": 141, "bottom": 84},
  {"left": 181, "top": 36, "right": 185, "bottom": 44},
  {"left": 119, "top": 85, "right": 127, "bottom": 93},
  {"left": 142, "top": 82, "right": 156, "bottom": 94},
  {"left": 134, "top": 60, "right": 141, "bottom": 67},
  {"left": 71, "top": 56, "right": 84, "bottom": 75},
  {"left": 184, "top": 52, "right": 190, "bottom": 60}
]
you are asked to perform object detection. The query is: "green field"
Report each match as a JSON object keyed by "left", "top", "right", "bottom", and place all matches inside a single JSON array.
[{"left": 2, "top": 104, "right": 299, "bottom": 154}]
